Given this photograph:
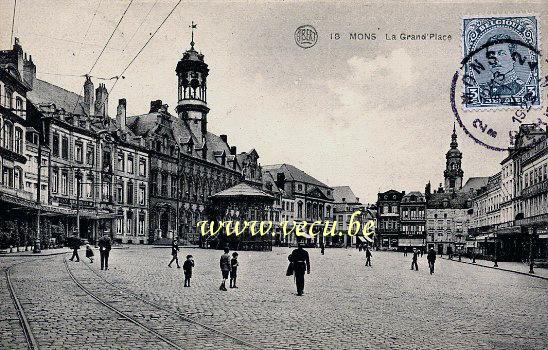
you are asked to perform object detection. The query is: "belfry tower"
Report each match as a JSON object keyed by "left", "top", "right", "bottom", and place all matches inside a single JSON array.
[
  {"left": 444, "top": 124, "right": 464, "bottom": 190},
  {"left": 175, "top": 22, "right": 210, "bottom": 140}
]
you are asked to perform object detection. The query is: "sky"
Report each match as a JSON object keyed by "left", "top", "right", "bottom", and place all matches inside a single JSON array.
[{"left": 0, "top": 0, "right": 546, "bottom": 204}]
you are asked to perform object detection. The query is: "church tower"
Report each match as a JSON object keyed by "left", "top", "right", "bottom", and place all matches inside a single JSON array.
[
  {"left": 444, "top": 124, "right": 464, "bottom": 190},
  {"left": 175, "top": 23, "right": 210, "bottom": 141}
]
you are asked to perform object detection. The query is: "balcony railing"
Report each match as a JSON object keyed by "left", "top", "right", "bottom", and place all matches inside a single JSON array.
[
  {"left": 521, "top": 179, "right": 548, "bottom": 199},
  {"left": 0, "top": 184, "right": 34, "bottom": 201}
]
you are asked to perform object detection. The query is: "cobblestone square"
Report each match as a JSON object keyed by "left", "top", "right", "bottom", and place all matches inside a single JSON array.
[{"left": 2, "top": 247, "right": 547, "bottom": 349}]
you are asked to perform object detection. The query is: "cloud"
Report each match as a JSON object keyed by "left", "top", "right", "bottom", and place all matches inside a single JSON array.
[{"left": 328, "top": 48, "right": 419, "bottom": 116}]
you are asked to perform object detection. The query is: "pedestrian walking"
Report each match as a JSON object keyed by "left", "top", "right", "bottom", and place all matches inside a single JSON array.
[
  {"left": 365, "top": 247, "right": 372, "bottom": 267},
  {"left": 183, "top": 255, "right": 194, "bottom": 287},
  {"left": 230, "top": 252, "right": 239, "bottom": 288},
  {"left": 420, "top": 248, "right": 424, "bottom": 257},
  {"left": 320, "top": 241, "right": 325, "bottom": 255},
  {"left": 403, "top": 247, "right": 408, "bottom": 257},
  {"left": 288, "top": 241, "right": 310, "bottom": 296},
  {"left": 447, "top": 246, "right": 453, "bottom": 260},
  {"left": 98, "top": 234, "right": 112, "bottom": 270},
  {"left": 427, "top": 247, "right": 437, "bottom": 274},
  {"left": 168, "top": 237, "right": 181, "bottom": 268},
  {"left": 219, "top": 248, "right": 231, "bottom": 291},
  {"left": 411, "top": 248, "right": 419, "bottom": 271},
  {"left": 69, "top": 236, "right": 81, "bottom": 262},
  {"left": 85, "top": 244, "right": 94, "bottom": 263}
]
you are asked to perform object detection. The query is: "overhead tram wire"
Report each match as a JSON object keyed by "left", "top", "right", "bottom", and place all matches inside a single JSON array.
[
  {"left": 81, "top": 0, "right": 103, "bottom": 47},
  {"left": 10, "top": 0, "right": 17, "bottom": 45},
  {"left": 72, "top": 0, "right": 134, "bottom": 114},
  {"left": 87, "top": 0, "right": 135, "bottom": 75},
  {"left": 93, "top": 0, "right": 184, "bottom": 115},
  {"left": 108, "top": 0, "right": 184, "bottom": 95},
  {"left": 120, "top": 0, "right": 160, "bottom": 53}
]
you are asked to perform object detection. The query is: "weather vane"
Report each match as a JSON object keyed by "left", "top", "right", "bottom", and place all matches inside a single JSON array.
[{"left": 190, "top": 21, "right": 197, "bottom": 49}]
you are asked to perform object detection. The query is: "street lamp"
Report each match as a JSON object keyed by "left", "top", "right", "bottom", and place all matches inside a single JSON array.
[
  {"left": 75, "top": 169, "right": 83, "bottom": 238},
  {"left": 529, "top": 227, "right": 536, "bottom": 274},
  {"left": 493, "top": 231, "right": 498, "bottom": 267}
]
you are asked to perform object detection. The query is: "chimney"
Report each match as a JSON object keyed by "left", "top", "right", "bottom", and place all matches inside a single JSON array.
[
  {"left": 83, "top": 75, "right": 94, "bottom": 115},
  {"left": 22, "top": 54, "right": 36, "bottom": 89},
  {"left": 220, "top": 134, "right": 227, "bottom": 144},
  {"left": 275, "top": 172, "right": 286, "bottom": 190},
  {"left": 94, "top": 83, "right": 109, "bottom": 117},
  {"left": 116, "top": 98, "right": 127, "bottom": 130},
  {"left": 149, "top": 100, "right": 162, "bottom": 113},
  {"left": 13, "top": 38, "right": 24, "bottom": 78},
  {"left": 230, "top": 146, "right": 237, "bottom": 155}
]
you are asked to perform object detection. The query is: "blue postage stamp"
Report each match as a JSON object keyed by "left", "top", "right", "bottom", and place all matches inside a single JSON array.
[{"left": 462, "top": 16, "right": 540, "bottom": 109}]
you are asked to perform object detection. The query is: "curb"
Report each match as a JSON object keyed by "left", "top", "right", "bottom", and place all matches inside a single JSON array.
[
  {"left": 441, "top": 257, "right": 548, "bottom": 281},
  {"left": 0, "top": 251, "right": 69, "bottom": 258}
]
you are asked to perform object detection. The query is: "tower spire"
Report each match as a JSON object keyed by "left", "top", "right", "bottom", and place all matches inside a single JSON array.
[{"left": 189, "top": 21, "right": 197, "bottom": 49}]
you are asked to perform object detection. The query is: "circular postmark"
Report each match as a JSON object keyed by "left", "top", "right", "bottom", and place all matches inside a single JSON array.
[
  {"left": 453, "top": 16, "right": 547, "bottom": 151},
  {"left": 295, "top": 25, "right": 318, "bottom": 49}
]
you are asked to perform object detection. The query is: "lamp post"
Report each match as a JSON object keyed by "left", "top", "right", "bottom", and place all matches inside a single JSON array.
[
  {"left": 529, "top": 227, "right": 536, "bottom": 274},
  {"left": 175, "top": 146, "right": 181, "bottom": 243},
  {"left": 493, "top": 231, "right": 498, "bottom": 267},
  {"left": 75, "top": 169, "right": 83, "bottom": 238}
]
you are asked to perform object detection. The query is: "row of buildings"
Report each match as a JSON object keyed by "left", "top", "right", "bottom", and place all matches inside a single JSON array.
[
  {"left": 376, "top": 123, "right": 547, "bottom": 262},
  {"left": 0, "top": 37, "right": 372, "bottom": 249}
]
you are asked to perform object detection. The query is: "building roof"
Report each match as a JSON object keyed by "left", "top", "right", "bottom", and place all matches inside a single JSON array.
[
  {"left": 210, "top": 182, "right": 274, "bottom": 200},
  {"left": 127, "top": 111, "right": 236, "bottom": 169},
  {"left": 262, "top": 171, "right": 282, "bottom": 195},
  {"left": 262, "top": 164, "right": 331, "bottom": 188},
  {"left": 332, "top": 186, "right": 360, "bottom": 204},
  {"left": 427, "top": 191, "right": 471, "bottom": 209},
  {"left": 27, "top": 78, "right": 87, "bottom": 115},
  {"left": 461, "top": 177, "right": 489, "bottom": 194}
]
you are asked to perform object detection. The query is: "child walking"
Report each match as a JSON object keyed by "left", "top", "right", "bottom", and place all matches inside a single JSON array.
[
  {"left": 85, "top": 244, "right": 94, "bottom": 263},
  {"left": 183, "top": 255, "right": 194, "bottom": 287},
  {"left": 230, "top": 252, "right": 239, "bottom": 288}
]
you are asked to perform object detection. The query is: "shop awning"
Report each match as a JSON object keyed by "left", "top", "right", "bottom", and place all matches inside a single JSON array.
[
  {"left": 398, "top": 238, "right": 424, "bottom": 246},
  {"left": 357, "top": 236, "right": 373, "bottom": 243}
]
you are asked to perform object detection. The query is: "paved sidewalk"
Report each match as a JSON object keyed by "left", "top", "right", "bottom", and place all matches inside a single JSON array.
[
  {"left": 441, "top": 256, "right": 548, "bottom": 279},
  {"left": 0, "top": 247, "right": 70, "bottom": 257}
]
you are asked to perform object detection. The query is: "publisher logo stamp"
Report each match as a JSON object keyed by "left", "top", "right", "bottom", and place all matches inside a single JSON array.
[{"left": 295, "top": 25, "right": 318, "bottom": 49}]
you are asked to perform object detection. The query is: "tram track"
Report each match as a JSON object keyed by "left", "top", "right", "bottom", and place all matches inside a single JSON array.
[
  {"left": 66, "top": 258, "right": 262, "bottom": 349},
  {"left": 4, "top": 258, "right": 43, "bottom": 350}
]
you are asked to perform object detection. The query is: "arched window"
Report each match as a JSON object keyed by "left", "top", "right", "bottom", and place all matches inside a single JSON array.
[
  {"left": 3, "top": 121, "right": 14, "bottom": 150},
  {"left": 298, "top": 202, "right": 303, "bottom": 218},
  {"left": 4, "top": 87, "right": 13, "bottom": 108},
  {"left": 15, "top": 97, "right": 23, "bottom": 116},
  {"left": 14, "top": 127, "right": 23, "bottom": 154},
  {"left": 14, "top": 167, "right": 22, "bottom": 189}
]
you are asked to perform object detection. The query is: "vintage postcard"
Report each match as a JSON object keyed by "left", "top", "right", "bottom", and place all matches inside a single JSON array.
[{"left": 0, "top": 1, "right": 546, "bottom": 349}]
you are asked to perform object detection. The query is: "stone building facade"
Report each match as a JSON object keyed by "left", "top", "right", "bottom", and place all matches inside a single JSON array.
[
  {"left": 127, "top": 39, "right": 262, "bottom": 245},
  {"left": 376, "top": 190, "right": 404, "bottom": 250},
  {"left": 263, "top": 163, "right": 334, "bottom": 246}
]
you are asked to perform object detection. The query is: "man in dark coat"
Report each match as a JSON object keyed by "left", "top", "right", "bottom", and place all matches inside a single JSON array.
[
  {"left": 68, "top": 236, "right": 81, "bottom": 262},
  {"left": 288, "top": 241, "right": 310, "bottom": 296},
  {"left": 365, "top": 247, "right": 372, "bottom": 267},
  {"left": 411, "top": 248, "right": 419, "bottom": 271},
  {"left": 98, "top": 234, "right": 112, "bottom": 270},
  {"left": 168, "top": 237, "right": 180, "bottom": 268},
  {"left": 427, "top": 247, "right": 437, "bottom": 275},
  {"left": 219, "top": 248, "right": 231, "bottom": 291}
]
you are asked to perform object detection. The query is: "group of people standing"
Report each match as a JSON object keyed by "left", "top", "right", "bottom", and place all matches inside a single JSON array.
[
  {"left": 68, "top": 234, "right": 112, "bottom": 271},
  {"left": 410, "top": 247, "right": 437, "bottom": 274},
  {"left": 167, "top": 238, "right": 238, "bottom": 290}
]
